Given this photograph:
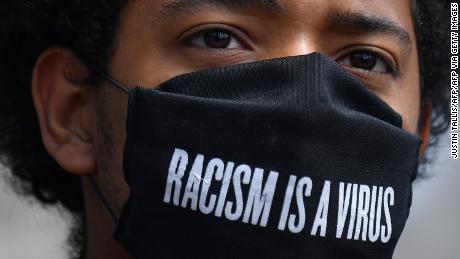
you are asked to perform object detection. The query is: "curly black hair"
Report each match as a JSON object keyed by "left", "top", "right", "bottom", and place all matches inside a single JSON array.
[{"left": 0, "top": 0, "right": 451, "bottom": 258}]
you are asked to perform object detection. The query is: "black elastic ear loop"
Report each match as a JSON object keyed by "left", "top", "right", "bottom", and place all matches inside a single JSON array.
[
  {"left": 92, "top": 67, "right": 131, "bottom": 94},
  {"left": 88, "top": 175, "right": 118, "bottom": 224},
  {"left": 84, "top": 67, "right": 131, "bottom": 224}
]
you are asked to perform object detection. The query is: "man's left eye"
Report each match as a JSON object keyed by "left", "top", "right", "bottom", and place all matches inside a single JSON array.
[
  {"left": 186, "top": 29, "right": 244, "bottom": 50},
  {"left": 338, "top": 51, "right": 395, "bottom": 74}
]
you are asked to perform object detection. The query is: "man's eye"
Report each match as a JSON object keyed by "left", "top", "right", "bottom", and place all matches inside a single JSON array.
[
  {"left": 186, "top": 29, "right": 244, "bottom": 50},
  {"left": 338, "top": 51, "right": 395, "bottom": 74}
]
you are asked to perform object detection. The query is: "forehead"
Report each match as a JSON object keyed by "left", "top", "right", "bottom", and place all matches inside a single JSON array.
[{"left": 140, "top": 0, "right": 414, "bottom": 25}]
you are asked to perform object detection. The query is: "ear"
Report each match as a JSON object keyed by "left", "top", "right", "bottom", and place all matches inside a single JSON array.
[
  {"left": 418, "top": 100, "right": 432, "bottom": 158},
  {"left": 32, "top": 48, "right": 97, "bottom": 175}
]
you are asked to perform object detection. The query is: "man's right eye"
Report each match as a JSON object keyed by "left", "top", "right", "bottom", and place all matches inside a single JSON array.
[{"left": 184, "top": 29, "right": 245, "bottom": 50}]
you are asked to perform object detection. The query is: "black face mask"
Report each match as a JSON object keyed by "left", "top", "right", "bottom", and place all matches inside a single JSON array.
[{"left": 92, "top": 53, "right": 421, "bottom": 259}]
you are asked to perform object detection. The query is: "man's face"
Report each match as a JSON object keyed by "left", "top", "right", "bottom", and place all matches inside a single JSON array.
[{"left": 92, "top": 0, "right": 421, "bottom": 214}]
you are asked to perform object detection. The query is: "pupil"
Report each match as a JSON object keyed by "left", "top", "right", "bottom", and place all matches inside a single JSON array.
[
  {"left": 350, "top": 52, "right": 377, "bottom": 70},
  {"left": 203, "top": 31, "right": 231, "bottom": 48}
]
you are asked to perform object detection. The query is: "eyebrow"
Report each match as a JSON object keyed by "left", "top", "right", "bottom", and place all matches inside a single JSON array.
[
  {"left": 329, "top": 11, "right": 413, "bottom": 52},
  {"left": 156, "top": 0, "right": 283, "bottom": 21}
]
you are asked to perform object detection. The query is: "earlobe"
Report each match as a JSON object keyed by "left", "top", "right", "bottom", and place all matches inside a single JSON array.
[
  {"left": 32, "top": 48, "right": 97, "bottom": 175},
  {"left": 418, "top": 100, "right": 433, "bottom": 158}
]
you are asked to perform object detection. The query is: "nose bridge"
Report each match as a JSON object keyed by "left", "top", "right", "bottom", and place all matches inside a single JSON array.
[
  {"left": 267, "top": 32, "right": 321, "bottom": 59},
  {"left": 262, "top": 9, "right": 326, "bottom": 60},
  {"left": 263, "top": 0, "right": 330, "bottom": 59},
  {"left": 292, "top": 32, "right": 317, "bottom": 55}
]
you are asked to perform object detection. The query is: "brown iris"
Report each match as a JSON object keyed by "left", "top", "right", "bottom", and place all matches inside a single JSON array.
[
  {"left": 202, "top": 30, "right": 232, "bottom": 49},
  {"left": 350, "top": 52, "right": 378, "bottom": 71}
]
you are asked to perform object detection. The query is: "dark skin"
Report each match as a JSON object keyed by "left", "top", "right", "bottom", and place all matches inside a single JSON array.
[{"left": 31, "top": 0, "right": 432, "bottom": 258}]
